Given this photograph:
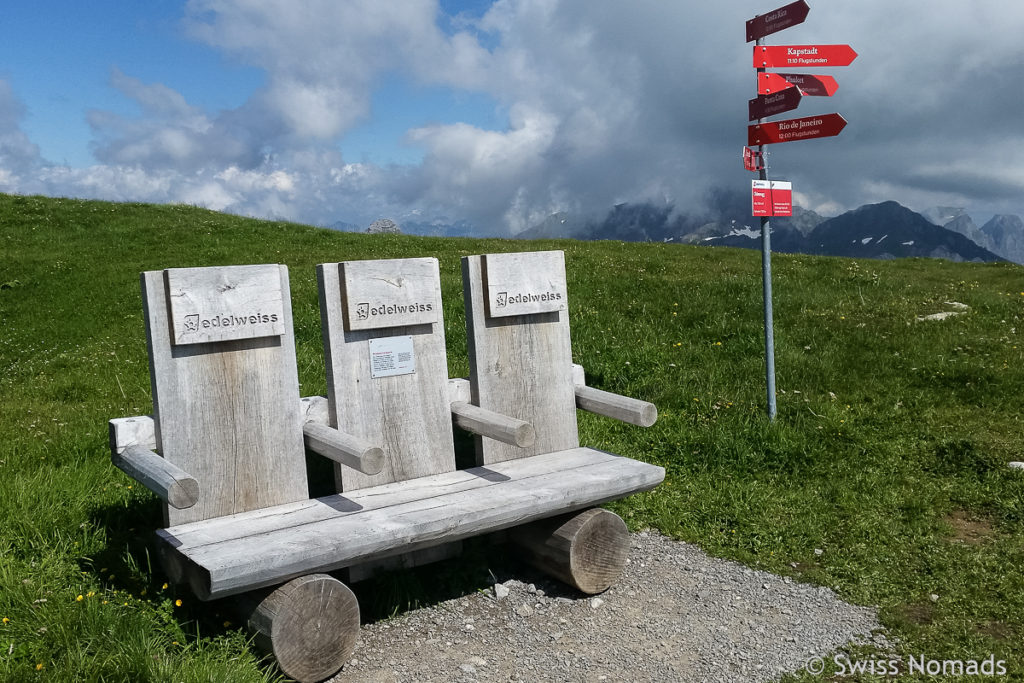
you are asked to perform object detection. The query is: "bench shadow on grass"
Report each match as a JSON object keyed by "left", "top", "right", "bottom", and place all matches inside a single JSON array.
[{"left": 83, "top": 496, "right": 250, "bottom": 635}]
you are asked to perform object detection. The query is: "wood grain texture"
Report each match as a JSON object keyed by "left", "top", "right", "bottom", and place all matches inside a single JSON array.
[
  {"left": 483, "top": 251, "right": 568, "bottom": 317},
  {"left": 450, "top": 401, "right": 536, "bottom": 448},
  {"left": 165, "top": 265, "right": 285, "bottom": 345},
  {"left": 347, "top": 542, "right": 463, "bottom": 583},
  {"left": 109, "top": 415, "right": 156, "bottom": 453},
  {"left": 142, "top": 265, "right": 307, "bottom": 526},
  {"left": 160, "top": 448, "right": 623, "bottom": 549},
  {"left": 244, "top": 574, "right": 359, "bottom": 683},
  {"left": 509, "top": 508, "right": 630, "bottom": 594},
  {"left": 462, "top": 253, "right": 579, "bottom": 464},
  {"left": 302, "top": 422, "right": 385, "bottom": 475},
  {"left": 111, "top": 445, "right": 199, "bottom": 509},
  {"left": 318, "top": 260, "right": 456, "bottom": 491},
  {"left": 447, "top": 378, "right": 472, "bottom": 404},
  {"left": 157, "top": 447, "right": 664, "bottom": 599},
  {"left": 574, "top": 385, "right": 658, "bottom": 427},
  {"left": 341, "top": 257, "right": 441, "bottom": 331}
]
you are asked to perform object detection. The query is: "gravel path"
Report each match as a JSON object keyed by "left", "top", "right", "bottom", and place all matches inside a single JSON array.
[{"left": 328, "top": 531, "right": 882, "bottom": 682}]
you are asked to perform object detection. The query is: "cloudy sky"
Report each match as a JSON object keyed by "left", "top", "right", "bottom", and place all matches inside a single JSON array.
[{"left": 1, "top": 1, "right": 1022, "bottom": 233}]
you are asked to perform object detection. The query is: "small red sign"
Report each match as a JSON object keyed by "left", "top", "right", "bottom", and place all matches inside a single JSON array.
[
  {"left": 752, "top": 180, "right": 793, "bottom": 217},
  {"left": 743, "top": 146, "right": 764, "bottom": 171},
  {"left": 758, "top": 72, "right": 839, "bottom": 97},
  {"left": 745, "top": 0, "right": 810, "bottom": 42},
  {"left": 749, "top": 86, "right": 802, "bottom": 121},
  {"left": 748, "top": 113, "right": 848, "bottom": 146},
  {"left": 754, "top": 44, "right": 858, "bottom": 69}
]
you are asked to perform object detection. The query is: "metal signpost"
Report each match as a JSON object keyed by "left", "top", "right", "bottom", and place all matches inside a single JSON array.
[{"left": 745, "top": 2, "right": 854, "bottom": 420}]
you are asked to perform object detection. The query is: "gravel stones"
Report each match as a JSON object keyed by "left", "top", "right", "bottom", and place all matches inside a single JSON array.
[{"left": 328, "top": 530, "right": 881, "bottom": 682}]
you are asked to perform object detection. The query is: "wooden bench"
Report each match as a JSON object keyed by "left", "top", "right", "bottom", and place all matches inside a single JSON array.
[{"left": 110, "top": 257, "right": 662, "bottom": 682}]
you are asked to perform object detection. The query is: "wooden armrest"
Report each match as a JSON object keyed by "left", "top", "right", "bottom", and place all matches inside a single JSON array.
[
  {"left": 111, "top": 445, "right": 199, "bottom": 509},
  {"left": 574, "top": 385, "right": 658, "bottom": 427},
  {"left": 109, "top": 416, "right": 157, "bottom": 453},
  {"left": 303, "top": 422, "right": 385, "bottom": 476},
  {"left": 450, "top": 401, "right": 536, "bottom": 448},
  {"left": 300, "top": 395, "right": 330, "bottom": 425}
]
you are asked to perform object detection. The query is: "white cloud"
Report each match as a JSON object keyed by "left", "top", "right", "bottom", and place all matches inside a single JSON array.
[
  {"left": 5, "top": 1, "right": 1024, "bottom": 230},
  {"left": 0, "top": 79, "right": 42, "bottom": 186}
]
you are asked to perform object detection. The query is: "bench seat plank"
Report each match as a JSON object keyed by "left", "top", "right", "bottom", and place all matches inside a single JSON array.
[
  {"left": 161, "top": 447, "right": 619, "bottom": 548},
  {"left": 158, "top": 448, "right": 663, "bottom": 600}
]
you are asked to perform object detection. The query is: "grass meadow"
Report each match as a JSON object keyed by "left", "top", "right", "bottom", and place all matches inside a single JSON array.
[{"left": 1, "top": 193, "right": 1023, "bottom": 681}]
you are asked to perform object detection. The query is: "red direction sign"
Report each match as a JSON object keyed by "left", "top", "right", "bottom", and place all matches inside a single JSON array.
[
  {"left": 748, "top": 113, "right": 847, "bottom": 146},
  {"left": 743, "top": 146, "right": 764, "bottom": 171},
  {"left": 746, "top": 0, "right": 810, "bottom": 42},
  {"left": 758, "top": 72, "right": 839, "bottom": 97},
  {"left": 754, "top": 44, "right": 858, "bottom": 68},
  {"left": 749, "top": 86, "right": 802, "bottom": 121}
]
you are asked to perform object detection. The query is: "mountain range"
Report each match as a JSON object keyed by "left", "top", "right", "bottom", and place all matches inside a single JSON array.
[{"left": 333, "top": 189, "right": 1024, "bottom": 265}]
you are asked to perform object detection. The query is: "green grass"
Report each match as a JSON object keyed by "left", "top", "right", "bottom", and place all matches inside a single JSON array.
[{"left": 1, "top": 193, "right": 1023, "bottom": 681}]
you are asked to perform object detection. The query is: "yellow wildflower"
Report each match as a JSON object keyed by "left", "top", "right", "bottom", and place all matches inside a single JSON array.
[
  {"left": 76, "top": 595, "right": 84, "bottom": 602},
  {"left": 175, "top": 599, "right": 182, "bottom": 607}
]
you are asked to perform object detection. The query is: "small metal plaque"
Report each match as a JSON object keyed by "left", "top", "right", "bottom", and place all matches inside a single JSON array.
[{"left": 369, "top": 336, "right": 416, "bottom": 378}]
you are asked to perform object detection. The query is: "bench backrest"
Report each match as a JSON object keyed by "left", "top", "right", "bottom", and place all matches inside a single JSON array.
[
  {"left": 461, "top": 250, "right": 579, "bottom": 465},
  {"left": 142, "top": 265, "right": 307, "bottom": 526},
  {"left": 317, "top": 258, "right": 456, "bottom": 491}
]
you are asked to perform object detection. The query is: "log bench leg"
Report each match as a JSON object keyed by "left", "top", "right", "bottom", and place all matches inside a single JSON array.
[
  {"left": 242, "top": 574, "right": 360, "bottom": 683},
  {"left": 509, "top": 508, "right": 630, "bottom": 594}
]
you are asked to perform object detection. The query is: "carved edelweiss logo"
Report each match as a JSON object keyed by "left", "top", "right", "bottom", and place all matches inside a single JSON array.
[
  {"left": 183, "top": 314, "right": 200, "bottom": 332},
  {"left": 356, "top": 302, "right": 370, "bottom": 320},
  {"left": 496, "top": 292, "right": 508, "bottom": 307}
]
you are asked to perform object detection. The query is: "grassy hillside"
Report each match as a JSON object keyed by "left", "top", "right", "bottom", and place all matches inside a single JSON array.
[{"left": 1, "top": 193, "right": 1022, "bottom": 681}]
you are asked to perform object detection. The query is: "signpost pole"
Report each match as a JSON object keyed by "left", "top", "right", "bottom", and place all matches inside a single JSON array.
[
  {"left": 756, "top": 36, "right": 778, "bottom": 421},
  {"left": 747, "top": 0, "right": 849, "bottom": 422}
]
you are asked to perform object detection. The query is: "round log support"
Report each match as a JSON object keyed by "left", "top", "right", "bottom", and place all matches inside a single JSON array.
[
  {"left": 244, "top": 574, "right": 360, "bottom": 683},
  {"left": 509, "top": 508, "right": 630, "bottom": 594}
]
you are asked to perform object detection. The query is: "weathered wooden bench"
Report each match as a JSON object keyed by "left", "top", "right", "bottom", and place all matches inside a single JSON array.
[{"left": 110, "top": 256, "right": 662, "bottom": 682}]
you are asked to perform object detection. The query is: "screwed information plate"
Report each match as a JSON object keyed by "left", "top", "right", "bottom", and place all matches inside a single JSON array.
[{"left": 369, "top": 335, "right": 416, "bottom": 378}]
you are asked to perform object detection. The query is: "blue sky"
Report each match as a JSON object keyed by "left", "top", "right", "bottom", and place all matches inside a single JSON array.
[
  {"left": 3, "top": 1, "right": 498, "bottom": 167},
  {"left": 2, "top": 1, "right": 1023, "bottom": 232}
]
